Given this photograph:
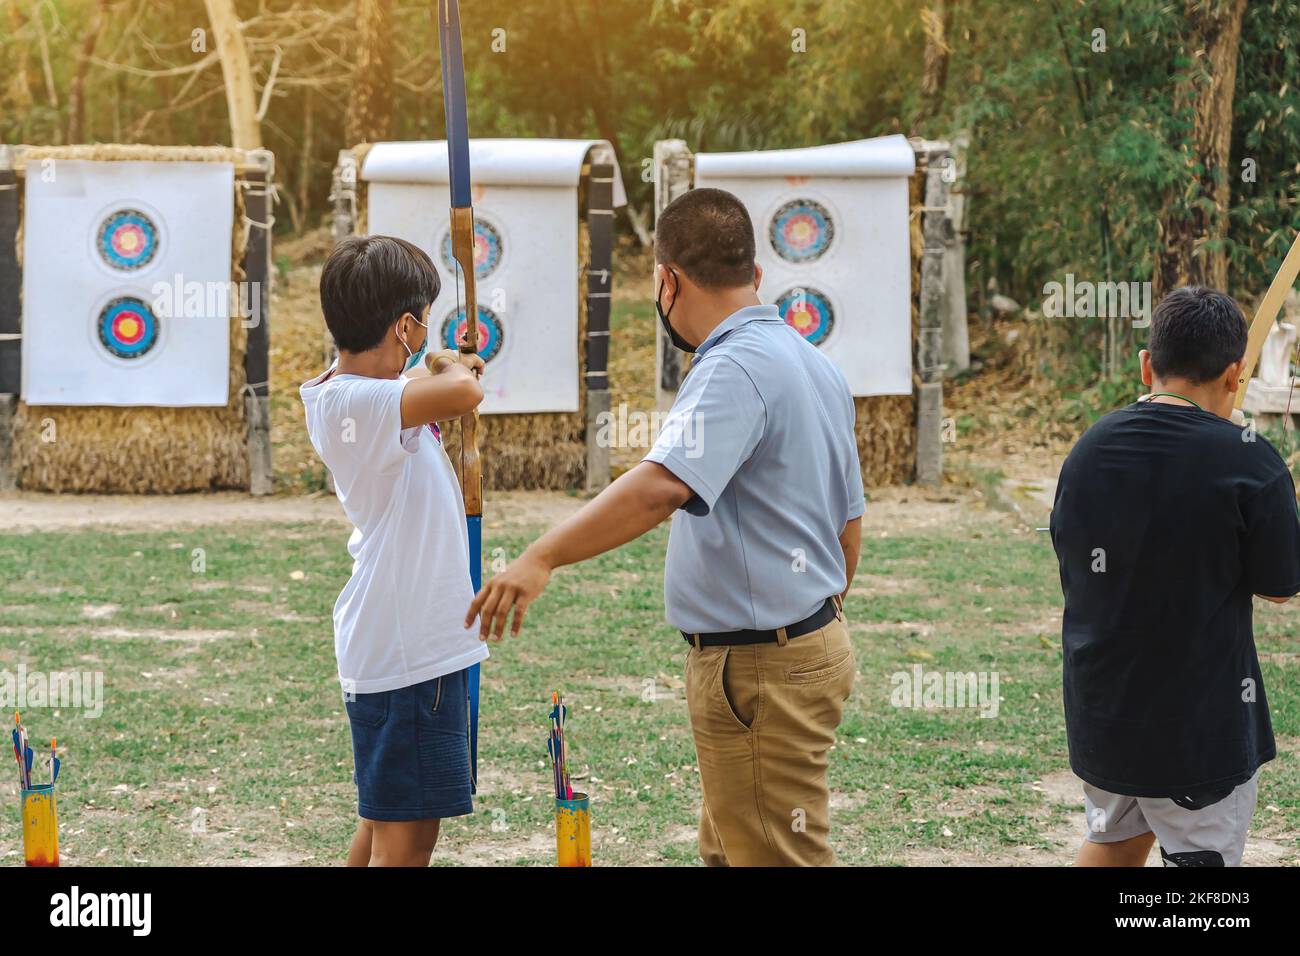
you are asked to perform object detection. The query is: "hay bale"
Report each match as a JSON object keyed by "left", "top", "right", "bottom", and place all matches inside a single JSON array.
[
  {"left": 9, "top": 145, "right": 255, "bottom": 493},
  {"left": 855, "top": 395, "right": 916, "bottom": 487},
  {"left": 441, "top": 414, "right": 586, "bottom": 491},
  {"left": 15, "top": 144, "right": 248, "bottom": 165},
  {"left": 11, "top": 316, "right": 250, "bottom": 493}
]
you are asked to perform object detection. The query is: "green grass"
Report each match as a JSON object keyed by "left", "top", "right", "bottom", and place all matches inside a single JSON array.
[{"left": 1, "top": 511, "right": 1296, "bottom": 866}]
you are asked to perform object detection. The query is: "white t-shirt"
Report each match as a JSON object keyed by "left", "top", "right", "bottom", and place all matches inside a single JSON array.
[{"left": 300, "top": 367, "right": 487, "bottom": 694}]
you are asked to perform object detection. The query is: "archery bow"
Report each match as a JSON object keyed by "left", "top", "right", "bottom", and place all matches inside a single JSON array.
[
  {"left": 439, "top": 0, "right": 482, "bottom": 789},
  {"left": 1233, "top": 229, "right": 1300, "bottom": 423}
]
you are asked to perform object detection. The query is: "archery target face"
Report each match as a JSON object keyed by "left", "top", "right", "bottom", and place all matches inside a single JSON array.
[
  {"left": 96, "top": 295, "right": 161, "bottom": 361},
  {"left": 776, "top": 286, "right": 835, "bottom": 346},
  {"left": 96, "top": 207, "right": 161, "bottom": 272},
  {"left": 21, "top": 160, "right": 235, "bottom": 406},
  {"left": 769, "top": 198, "right": 835, "bottom": 263},
  {"left": 440, "top": 217, "right": 503, "bottom": 279},
  {"left": 441, "top": 304, "right": 504, "bottom": 363}
]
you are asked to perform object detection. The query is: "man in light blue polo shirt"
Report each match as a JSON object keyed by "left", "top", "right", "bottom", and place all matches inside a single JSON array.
[{"left": 467, "top": 188, "right": 864, "bottom": 866}]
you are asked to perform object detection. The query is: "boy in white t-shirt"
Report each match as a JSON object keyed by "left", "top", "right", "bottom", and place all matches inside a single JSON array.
[{"left": 301, "top": 235, "right": 486, "bottom": 866}]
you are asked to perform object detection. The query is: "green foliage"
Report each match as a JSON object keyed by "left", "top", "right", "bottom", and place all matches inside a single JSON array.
[
  {"left": 1, "top": 0, "right": 1297, "bottom": 407},
  {"left": 1232, "top": 0, "right": 1300, "bottom": 288},
  {"left": 927, "top": 0, "right": 1300, "bottom": 417}
]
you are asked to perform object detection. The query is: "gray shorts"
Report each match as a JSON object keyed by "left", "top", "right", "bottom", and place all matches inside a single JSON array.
[{"left": 1082, "top": 772, "right": 1260, "bottom": 866}]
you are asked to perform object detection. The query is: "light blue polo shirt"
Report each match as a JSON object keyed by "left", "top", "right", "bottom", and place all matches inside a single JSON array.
[{"left": 644, "top": 304, "right": 865, "bottom": 634}]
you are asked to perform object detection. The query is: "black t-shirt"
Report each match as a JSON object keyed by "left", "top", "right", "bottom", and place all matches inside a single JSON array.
[{"left": 1051, "top": 402, "right": 1300, "bottom": 797}]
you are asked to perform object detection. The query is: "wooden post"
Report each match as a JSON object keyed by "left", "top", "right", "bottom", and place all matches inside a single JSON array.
[
  {"left": 584, "top": 159, "right": 615, "bottom": 493},
  {"left": 241, "top": 150, "right": 274, "bottom": 495},
  {"left": 915, "top": 141, "right": 951, "bottom": 486},
  {"left": 942, "top": 131, "right": 970, "bottom": 374},
  {"left": 344, "top": 0, "right": 395, "bottom": 146},
  {"left": 323, "top": 150, "right": 361, "bottom": 497},
  {"left": 331, "top": 149, "right": 359, "bottom": 244},
  {"left": 653, "top": 139, "right": 694, "bottom": 410},
  {"left": 0, "top": 145, "right": 20, "bottom": 491}
]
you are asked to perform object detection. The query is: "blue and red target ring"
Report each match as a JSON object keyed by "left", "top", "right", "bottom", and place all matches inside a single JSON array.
[
  {"left": 441, "top": 305, "right": 504, "bottom": 363},
  {"left": 441, "top": 219, "right": 503, "bottom": 280},
  {"left": 97, "top": 296, "right": 160, "bottom": 360},
  {"left": 776, "top": 287, "right": 835, "bottom": 347},
  {"left": 769, "top": 199, "right": 835, "bottom": 263},
  {"left": 97, "top": 209, "right": 160, "bottom": 272}
]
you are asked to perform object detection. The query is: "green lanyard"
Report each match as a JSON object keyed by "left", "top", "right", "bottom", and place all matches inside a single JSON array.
[{"left": 1145, "top": 392, "right": 1203, "bottom": 411}]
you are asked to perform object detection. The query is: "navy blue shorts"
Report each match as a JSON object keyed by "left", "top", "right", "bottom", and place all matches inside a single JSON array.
[{"left": 345, "top": 669, "right": 474, "bottom": 822}]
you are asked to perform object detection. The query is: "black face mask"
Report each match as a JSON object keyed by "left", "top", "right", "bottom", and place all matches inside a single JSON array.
[{"left": 656, "top": 267, "right": 696, "bottom": 353}]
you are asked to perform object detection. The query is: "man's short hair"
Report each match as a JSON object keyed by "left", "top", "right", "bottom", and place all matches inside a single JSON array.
[
  {"left": 1148, "top": 286, "right": 1248, "bottom": 383},
  {"left": 320, "top": 235, "right": 441, "bottom": 353},
  {"left": 655, "top": 187, "right": 756, "bottom": 289}
]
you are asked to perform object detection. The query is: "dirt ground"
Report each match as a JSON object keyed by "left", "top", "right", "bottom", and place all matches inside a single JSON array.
[{"left": 0, "top": 484, "right": 990, "bottom": 535}]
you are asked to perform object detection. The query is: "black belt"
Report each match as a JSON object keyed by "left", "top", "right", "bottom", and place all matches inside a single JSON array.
[{"left": 682, "top": 598, "right": 839, "bottom": 647}]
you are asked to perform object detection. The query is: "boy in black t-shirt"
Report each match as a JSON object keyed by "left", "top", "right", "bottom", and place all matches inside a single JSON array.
[{"left": 1051, "top": 287, "right": 1300, "bottom": 867}]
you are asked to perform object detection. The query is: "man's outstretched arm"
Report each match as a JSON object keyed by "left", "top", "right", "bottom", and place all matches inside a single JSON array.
[{"left": 466, "top": 461, "right": 693, "bottom": 640}]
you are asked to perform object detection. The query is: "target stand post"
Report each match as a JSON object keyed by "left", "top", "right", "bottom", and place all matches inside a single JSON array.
[
  {"left": 241, "top": 149, "right": 274, "bottom": 496},
  {"left": 0, "top": 145, "right": 20, "bottom": 490}
]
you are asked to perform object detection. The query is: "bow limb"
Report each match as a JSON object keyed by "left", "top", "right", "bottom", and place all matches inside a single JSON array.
[
  {"left": 1235, "top": 229, "right": 1300, "bottom": 412},
  {"left": 439, "top": 0, "right": 482, "bottom": 788}
]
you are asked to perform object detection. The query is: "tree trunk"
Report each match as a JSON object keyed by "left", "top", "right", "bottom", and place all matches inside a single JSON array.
[
  {"left": 567, "top": 0, "right": 643, "bottom": 245},
  {"left": 68, "top": 0, "right": 110, "bottom": 144},
  {"left": 913, "top": 0, "right": 954, "bottom": 134},
  {"left": 344, "top": 0, "right": 394, "bottom": 145},
  {"left": 298, "top": 88, "right": 314, "bottom": 233},
  {"left": 6, "top": 4, "right": 34, "bottom": 139},
  {"left": 1155, "top": 0, "right": 1247, "bottom": 298},
  {"left": 203, "top": 0, "right": 262, "bottom": 150}
]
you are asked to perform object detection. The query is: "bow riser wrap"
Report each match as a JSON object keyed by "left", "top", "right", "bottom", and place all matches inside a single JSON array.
[
  {"left": 450, "top": 206, "right": 481, "bottom": 516},
  {"left": 449, "top": 207, "right": 481, "bottom": 354}
]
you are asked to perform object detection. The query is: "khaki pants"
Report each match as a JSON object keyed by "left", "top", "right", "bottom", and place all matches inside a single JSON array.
[{"left": 684, "top": 611, "right": 855, "bottom": 866}]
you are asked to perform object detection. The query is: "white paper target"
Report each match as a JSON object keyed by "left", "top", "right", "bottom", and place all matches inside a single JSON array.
[
  {"left": 21, "top": 160, "right": 235, "bottom": 406},
  {"left": 367, "top": 182, "right": 581, "bottom": 414},
  {"left": 695, "top": 137, "right": 915, "bottom": 396}
]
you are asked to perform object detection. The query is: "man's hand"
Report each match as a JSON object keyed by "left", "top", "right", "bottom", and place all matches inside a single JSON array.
[
  {"left": 466, "top": 550, "right": 552, "bottom": 641},
  {"left": 461, "top": 462, "right": 693, "bottom": 642}
]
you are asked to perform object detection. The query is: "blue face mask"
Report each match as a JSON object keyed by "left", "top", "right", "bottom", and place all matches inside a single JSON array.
[{"left": 400, "top": 314, "right": 430, "bottom": 372}]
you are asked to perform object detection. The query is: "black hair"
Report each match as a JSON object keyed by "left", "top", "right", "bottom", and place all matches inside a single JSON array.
[
  {"left": 1148, "top": 286, "right": 1249, "bottom": 383},
  {"left": 319, "top": 235, "right": 441, "bottom": 353},
  {"left": 655, "top": 187, "right": 756, "bottom": 289}
]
